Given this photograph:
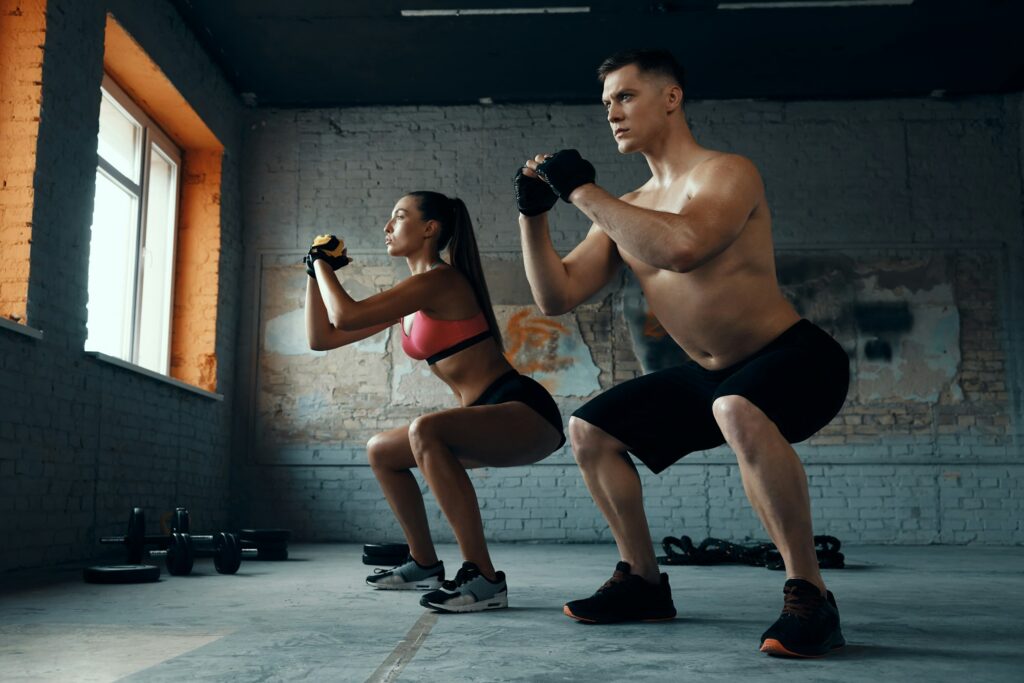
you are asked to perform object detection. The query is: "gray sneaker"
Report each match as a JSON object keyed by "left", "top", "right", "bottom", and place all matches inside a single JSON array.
[
  {"left": 366, "top": 557, "right": 444, "bottom": 590},
  {"left": 419, "top": 561, "right": 508, "bottom": 613}
]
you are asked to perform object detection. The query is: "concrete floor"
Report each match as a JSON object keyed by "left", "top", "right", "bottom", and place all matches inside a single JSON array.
[{"left": 1, "top": 543, "right": 1022, "bottom": 682}]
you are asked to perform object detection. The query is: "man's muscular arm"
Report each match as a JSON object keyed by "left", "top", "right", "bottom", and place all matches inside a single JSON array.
[
  {"left": 518, "top": 154, "right": 621, "bottom": 315},
  {"left": 563, "top": 154, "right": 763, "bottom": 273},
  {"left": 519, "top": 213, "right": 619, "bottom": 316}
]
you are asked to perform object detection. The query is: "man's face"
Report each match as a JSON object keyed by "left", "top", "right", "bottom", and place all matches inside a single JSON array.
[{"left": 601, "top": 64, "right": 676, "bottom": 154}]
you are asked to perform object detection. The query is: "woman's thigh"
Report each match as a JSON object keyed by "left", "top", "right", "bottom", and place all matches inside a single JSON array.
[{"left": 413, "top": 402, "right": 563, "bottom": 468}]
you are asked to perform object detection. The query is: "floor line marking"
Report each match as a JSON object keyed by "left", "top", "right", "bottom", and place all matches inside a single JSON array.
[{"left": 365, "top": 611, "right": 438, "bottom": 683}]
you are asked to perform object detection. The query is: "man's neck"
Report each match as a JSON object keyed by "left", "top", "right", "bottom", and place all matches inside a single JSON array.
[{"left": 641, "top": 117, "right": 707, "bottom": 188}]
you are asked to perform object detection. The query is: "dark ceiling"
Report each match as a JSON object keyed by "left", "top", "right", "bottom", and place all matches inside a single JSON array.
[{"left": 168, "top": 0, "right": 1024, "bottom": 107}]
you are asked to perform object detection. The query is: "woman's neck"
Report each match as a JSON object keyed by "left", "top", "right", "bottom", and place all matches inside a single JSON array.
[{"left": 406, "top": 252, "right": 445, "bottom": 275}]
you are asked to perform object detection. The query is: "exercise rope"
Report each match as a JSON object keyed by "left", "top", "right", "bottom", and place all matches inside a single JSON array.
[{"left": 657, "top": 534, "right": 845, "bottom": 570}]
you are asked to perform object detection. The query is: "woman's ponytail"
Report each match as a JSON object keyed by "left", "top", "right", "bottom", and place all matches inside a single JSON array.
[
  {"left": 408, "top": 192, "right": 504, "bottom": 352},
  {"left": 445, "top": 198, "right": 503, "bottom": 353}
]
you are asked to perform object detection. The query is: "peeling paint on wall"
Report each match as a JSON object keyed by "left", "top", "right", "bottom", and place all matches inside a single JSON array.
[
  {"left": 619, "top": 253, "right": 963, "bottom": 404},
  {"left": 256, "top": 259, "right": 393, "bottom": 445},
  {"left": 254, "top": 250, "right": 998, "bottom": 453},
  {"left": 777, "top": 253, "right": 963, "bottom": 403},
  {"left": 499, "top": 306, "right": 601, "bottom": 397},
  {"left": 266, "top": 308, "right": 325, "bottom": 356},
  {"left": 391, "top": 350, "right": 448, "bottom": 407},
  {"left": 619, "top": 272, "right": 689, "bottom": 373}
]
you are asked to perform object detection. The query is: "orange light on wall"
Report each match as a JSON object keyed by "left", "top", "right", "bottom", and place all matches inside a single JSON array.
[
  {"left": 0, "top": 0, "right": 46, "bottom": 325},
  {"left": 103, "top": 14, "right": 224, "bottom": 392}
]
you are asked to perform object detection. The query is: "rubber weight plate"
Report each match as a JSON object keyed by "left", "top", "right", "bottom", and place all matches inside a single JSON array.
[
  {"left": 239, "top": 529, "right": 291, "bottom": 543},
  {"left": 83, "top": 564, "right": 161, "bottom": 584},
  {"left": 255, "top": 547, "right": 288, "bottom": 561},
  {"left": 362, "top": 542, "right": 409, "bottom": 566}
]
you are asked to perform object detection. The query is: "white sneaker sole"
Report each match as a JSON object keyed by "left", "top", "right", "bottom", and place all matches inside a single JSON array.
[
  {"left": 367, "top": 577, "right": 443, "bottom": 591},
  {"left": 423, "top": 590, "right": 508, "bottom": 613}
]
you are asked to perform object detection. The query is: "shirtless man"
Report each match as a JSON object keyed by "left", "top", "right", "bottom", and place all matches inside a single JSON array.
[{"left": 514, "top": 49, "right": 850, "bottom": 658}]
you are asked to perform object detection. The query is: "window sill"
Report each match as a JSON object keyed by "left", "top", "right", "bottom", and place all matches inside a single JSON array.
[
  {"left": 0, "top": 317, "right": 44, "bottom": 340},
  {"left": 86, "top": 351, "right": 223, "bottom": 401}
]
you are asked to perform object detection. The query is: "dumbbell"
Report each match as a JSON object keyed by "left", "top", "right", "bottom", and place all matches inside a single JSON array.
[
  {"left": 155, "top": 507, "right": 245, "bottom": 575},
  {"left": 102, "top": 507, "right": 241, "bottom": 576},
  {"left": 100, "top": 507, "right": 196, "bottom": 575},
  {"left": 99, "top": 509, "right": 178, "bottom": 565}
]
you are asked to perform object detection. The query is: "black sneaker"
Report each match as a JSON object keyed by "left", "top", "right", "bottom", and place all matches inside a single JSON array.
[
  {"left": 760, "top": 579, "right": 846, "bottom": 657},
  {"left": 563, "top": 561, "right": 676, "bottom": 624}
]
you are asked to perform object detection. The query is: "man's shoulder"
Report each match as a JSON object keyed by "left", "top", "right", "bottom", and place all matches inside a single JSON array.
[{"left": 692, "top": 152, "right": 761, "bottom": 183}]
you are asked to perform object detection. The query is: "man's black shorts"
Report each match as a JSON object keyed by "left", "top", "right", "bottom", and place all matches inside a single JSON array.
[{"left": 571, "top": 319, "right": 849, "bottom": 474}]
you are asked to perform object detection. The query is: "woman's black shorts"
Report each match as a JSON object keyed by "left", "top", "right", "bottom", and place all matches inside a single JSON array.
[
  {"left": 472, "top": 370, "right": 566, "bottom": 448},
  {"left": 571, "top": 319, "right": 849, "bottom": 473}
]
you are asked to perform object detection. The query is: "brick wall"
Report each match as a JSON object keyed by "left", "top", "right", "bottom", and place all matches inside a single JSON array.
[
  {"left": 0, "top": 0, "right": 244, "bottom": 572},
  {"left": 239, "top": 94, "right": 1024, "bottom": 546},
  {"left": 0, "top": 0, "right": 45, "bottom": 323}
]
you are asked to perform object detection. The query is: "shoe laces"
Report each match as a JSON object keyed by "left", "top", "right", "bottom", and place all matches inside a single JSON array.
[
  {"left": 597, "top": 567, "right": 630, "bottom": 594},
  {"left": 441, "top": 564, "right": 478, "bottom": 590},
  {"left": 781, "top": 582, "right": 825, "bottom": 620}
]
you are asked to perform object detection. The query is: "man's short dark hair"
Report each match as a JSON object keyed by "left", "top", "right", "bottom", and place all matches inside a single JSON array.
[{"left": 597, "top": 48, "right": 686, "bottom": 91}]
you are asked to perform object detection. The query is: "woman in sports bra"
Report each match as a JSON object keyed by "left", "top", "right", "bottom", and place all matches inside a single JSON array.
[{"left": 305, "top": 191, "right": 564, "bottom": 613}]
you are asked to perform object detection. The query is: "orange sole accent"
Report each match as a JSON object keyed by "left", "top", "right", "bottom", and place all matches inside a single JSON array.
[
  {"left": 759, "top": 638, "right": 844, "bottom": 658},
  {"left": 563, "top": 605, "right": 675, "bottom": 624},
  {"left": 563, "top": 605, "right": 597, "bottom": 623}
]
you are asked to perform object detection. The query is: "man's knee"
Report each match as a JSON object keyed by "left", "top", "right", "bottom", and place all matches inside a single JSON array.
[
  {"left": 712, "top": 395, "right": 771, "bottom": 451},
  {"left": 568, "top": 416, "right": 619, "bottom": 468}
]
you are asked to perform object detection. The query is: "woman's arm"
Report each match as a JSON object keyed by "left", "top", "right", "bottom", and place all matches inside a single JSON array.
[
  {"left": 314, "top": 260, "right": 448, "bottom": 332},
  {"left": 305, "top": 277, "right": 392, "bottom": 351}
]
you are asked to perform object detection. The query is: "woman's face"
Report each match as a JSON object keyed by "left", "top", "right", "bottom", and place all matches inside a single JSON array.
[{"left": 384, "top": 195, "right": 429, "bottom": 256}]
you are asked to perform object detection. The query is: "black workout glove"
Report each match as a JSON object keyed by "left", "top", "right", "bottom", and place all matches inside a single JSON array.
[
  {"left": 535, "top": 149, "right": 596, "bottom": 202},
  {"left": 305, "top": 234, "right": 350, "bottom": 278},
  {"left": 513, "top": 168, "right": 558, "bottom": 217}
]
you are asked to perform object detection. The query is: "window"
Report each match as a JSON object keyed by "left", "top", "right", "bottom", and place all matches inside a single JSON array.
[{"left": 86, "top": 74, "right": 181, "bottom": 374}]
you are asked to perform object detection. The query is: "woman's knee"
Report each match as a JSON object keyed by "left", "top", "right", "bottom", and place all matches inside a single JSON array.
[
  {"left": 367, "top": 430, "right": 414, "bottom": 471},
  {"left": 366, "top": 432, "right": 392, "bottom": 470},
  {"left": 408, "top": 414, "right": 443, "bottom": 462}
]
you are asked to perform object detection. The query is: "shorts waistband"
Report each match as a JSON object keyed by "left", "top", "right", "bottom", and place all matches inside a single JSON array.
[
  {"left": 470, "top": 369, "right": 521, "bottom": 406},
  {"left": 698, "top": 319, "right": 818, "bottom": 379}
]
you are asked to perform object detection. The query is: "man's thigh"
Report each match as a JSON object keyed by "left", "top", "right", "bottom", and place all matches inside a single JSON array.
[
  {"left": 715, "top": 324, "right": 849, "bottom": 444},
  {"left": 571, "top": 364, "right": 726, "bottom": 474}
]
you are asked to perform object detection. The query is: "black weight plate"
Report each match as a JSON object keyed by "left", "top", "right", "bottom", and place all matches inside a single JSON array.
[
  {"left": 83, "top": 564, "right": 161, "bottom": 584},
  {"left": 226, "top": 533, "right": 243, "bottom": 573},
  {"left": 362, "top": 551, "right": 408, "bottom": 565},
  {"left": 248, "top": 540, "right": 288, "bottom": 551},
  {"left": 172, "top": 507, "right": 190, "bottom": 533},
  {"left": 362, "top": 543, "right": 409, "bottom": 566},
  {"left": 166, "top": 533, "right": 195, "bottom": 576},
  {"left": 125, "top": 508, "right": 146, "bottom": 565},
  {"left": 362, "top": 553, "right": 408, "bottom": 566},
  {"left": 255, "top": 547, "right": 288, "bottom": 561},
  {"left": 363, "top": 543, "right": 409, "bottom": 555},
  {"left": 214, "top": 533, "right": 242, "bottom": 575},
  {"left": 239, "top": 528, "right": 291, "bottom": 543}
]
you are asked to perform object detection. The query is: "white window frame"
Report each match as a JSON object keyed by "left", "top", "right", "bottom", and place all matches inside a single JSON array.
[{"left": 89, "top": 73, "right": 182, "bottom": 374}]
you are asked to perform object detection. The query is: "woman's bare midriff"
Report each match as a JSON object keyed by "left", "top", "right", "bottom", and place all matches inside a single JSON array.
[{"left": 427, "top": 338, "right": 516, "bottom": 406}]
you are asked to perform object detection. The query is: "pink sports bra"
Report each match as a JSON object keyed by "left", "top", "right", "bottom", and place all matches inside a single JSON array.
[{"left": 400, "top": 310, "right": 492, "bottom": 364}]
